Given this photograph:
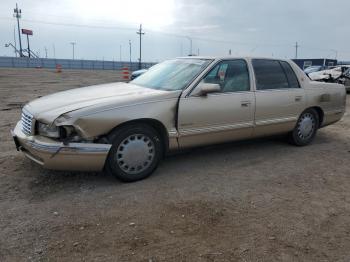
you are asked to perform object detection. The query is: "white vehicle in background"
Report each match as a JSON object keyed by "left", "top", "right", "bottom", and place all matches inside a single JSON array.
[
  {"left": 304, "top": 65, "right": 327, "bottom": 74},
  {"left": 344, "top": 68, "right": 350, "bottom": 92},
  {"left": 308, "top": 65, "right": 350, "bottom": 92},
  {"left": 308, "top": 67, "right": 343, "bottom": 81},
  {"left": 130, "top": 69, "right": 148, "bottom": 80}
]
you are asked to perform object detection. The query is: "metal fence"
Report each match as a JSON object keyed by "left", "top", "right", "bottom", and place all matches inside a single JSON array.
[{"left": 0, "top": 56, "right": 155, "bottom": 71}]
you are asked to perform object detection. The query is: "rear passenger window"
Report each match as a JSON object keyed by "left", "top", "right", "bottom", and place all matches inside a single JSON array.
[
  {"left": 280, "top": 61, "right": 300, "bottom": 89},
  {"left": 252, "top": 59, "right": 289, "bottom": 90}
]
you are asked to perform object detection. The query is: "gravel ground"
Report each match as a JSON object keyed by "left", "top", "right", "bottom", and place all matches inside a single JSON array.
[{"left": 0, "top": 68, "right": 349, "bottom": 262}]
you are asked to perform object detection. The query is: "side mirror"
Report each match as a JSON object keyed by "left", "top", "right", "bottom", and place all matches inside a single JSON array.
[{"left": 193, "top": 83, "right": 221, "bottom": 96}]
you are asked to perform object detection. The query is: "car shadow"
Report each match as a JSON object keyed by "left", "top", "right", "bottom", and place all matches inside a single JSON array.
[
  {"left": 27, "top": 136, "right": 283, "bottom": 187},
  {"left": 26, "top": 132, "right": 343, "bottom": 199}
]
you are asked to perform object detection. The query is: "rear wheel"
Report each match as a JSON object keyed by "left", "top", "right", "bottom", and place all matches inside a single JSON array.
[
  {"left": 105, "top": 124, "right": 163, "bottom": 182},
  {"left": 289, "top": 108, "right": 319, "bottom": 146}
]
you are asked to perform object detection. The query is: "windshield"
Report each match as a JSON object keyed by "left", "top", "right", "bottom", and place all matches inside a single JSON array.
[
  {"left": 304, "top": 66, "right": 322, "bottom": 74},
  {"left": 131, "top": 58, "right": 212, "bottom": 91}
]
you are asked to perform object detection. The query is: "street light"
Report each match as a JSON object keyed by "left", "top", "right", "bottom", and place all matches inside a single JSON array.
[{"left": 5, "top": 42, "right": 20, "bottom": 56}]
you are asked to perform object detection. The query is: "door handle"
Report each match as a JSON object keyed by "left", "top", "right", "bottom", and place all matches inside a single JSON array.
[
  {"left": 295, "top": 96, "right": 302, "bottom": 102},
  {"left": 241, "top": 101, "right": 251, "bottom": 107}
]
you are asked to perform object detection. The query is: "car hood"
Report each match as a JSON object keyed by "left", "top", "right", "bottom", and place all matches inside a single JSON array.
[{"left": 24, "top": 82, "right": 181, "bottom": 123}]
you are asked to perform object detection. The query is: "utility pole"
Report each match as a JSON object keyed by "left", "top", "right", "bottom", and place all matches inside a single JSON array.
[
  {"left": 44, "top": 46, "right": 48, "bottom": 58},
  {"left": 136, "top": 24, "right": 145, "bottom": 69},
  {"left": 52, "top": 44, "right": 56, "bottom": 58},
  {"left": 295, "top": 41, "right": 299, "bottom": 59},
  {"left": 119, "top": 45, "right": 122, "bottom": 61},
  {"left": 70, "top": 42, "right": 76, "bottom": 60},
  {"left": 26, "top": 34, "right": 31, "bottom": 57},
  {"left": 229, "top": 49, "right": 232, "bottom": 55},
  {"left": 13, "top": 3, "right": 23, "bottom": 57},
  {"left": 129, "top": 40, "right": 131, "bottom": 65},
  {"left": 186, "top": 36, "right": 193, "bottom": 55},
  {"left": 13, "top": 25, "right": 17, "bottom": 57}
]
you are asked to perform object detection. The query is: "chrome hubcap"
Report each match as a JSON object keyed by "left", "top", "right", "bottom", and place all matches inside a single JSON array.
[
  {"left": 116, "top": 134, "right": 155, "bottom": 175},
  {"left": 297, "top": 113, "right": 315, "bottom": 140}
]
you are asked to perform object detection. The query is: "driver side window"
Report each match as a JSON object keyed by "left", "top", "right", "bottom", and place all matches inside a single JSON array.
[{"left": 201, "top": 60, "right": 250, "bottom": 93}]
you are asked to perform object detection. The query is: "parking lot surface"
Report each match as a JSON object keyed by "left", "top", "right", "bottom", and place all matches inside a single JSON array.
[{"left": 0, "top": 68, "right": 349, "bottom": 261}]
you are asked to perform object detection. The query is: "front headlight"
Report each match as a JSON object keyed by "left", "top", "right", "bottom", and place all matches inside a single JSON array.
[{"left": 37, "top": 122, "right": 60, "bottom": 138}]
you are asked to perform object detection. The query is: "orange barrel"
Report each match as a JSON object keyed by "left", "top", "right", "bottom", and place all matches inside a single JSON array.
[
  {"left": 56, "top": 64, "right": 62, "bottom": 73},
  {"left": 121, "top": 66, "right": 130, "bottom": 80}
]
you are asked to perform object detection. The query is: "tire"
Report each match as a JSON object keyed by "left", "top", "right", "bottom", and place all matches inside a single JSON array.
[
  {"left": 105, "top": 124, "right": 163, "bottom": 182},
  {"left": 288, "top": 108, "right": 319, "bottom": 146}
]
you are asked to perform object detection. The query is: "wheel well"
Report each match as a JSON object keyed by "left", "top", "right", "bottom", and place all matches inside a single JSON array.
[
  {"left": 107, "top": 119, "right": 170, "bottom": 153},
  {"left": 309, "top": 106, "right": 324, "bottom": 127}
]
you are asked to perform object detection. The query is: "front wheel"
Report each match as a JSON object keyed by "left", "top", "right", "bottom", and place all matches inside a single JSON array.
[
  {"left": 105, "top": 124, "right": 163, "bottom": 182},
  {"left": 288, "top": 109, "right": 319, "bottom": 146}
]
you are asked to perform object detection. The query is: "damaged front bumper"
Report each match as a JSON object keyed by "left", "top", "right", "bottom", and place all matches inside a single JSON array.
[{"left": 11, "top": 121, "right": 111, "bottom": 171}]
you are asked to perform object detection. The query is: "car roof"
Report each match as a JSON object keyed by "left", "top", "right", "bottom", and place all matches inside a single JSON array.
[{"left": 176, "top": 56, "right": 292, "bottom": 62}]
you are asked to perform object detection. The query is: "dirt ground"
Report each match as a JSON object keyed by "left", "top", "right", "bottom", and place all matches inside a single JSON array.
[{"left": 0, "top": 68, "right": 349, "bottom": 262}]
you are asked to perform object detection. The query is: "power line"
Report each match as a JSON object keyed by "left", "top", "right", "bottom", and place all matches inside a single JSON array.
[
  {"left": 3, "top": 15, "right": 350, "bottom": 57},
  {"left": 6, "top": 10, "right": 310, "bottom": 49},
  {"left": 21, "top": 18, "right": 135, "bottom": 31},
  {"left": 0, "top": 17, "right": 290, "bottom": 47}
]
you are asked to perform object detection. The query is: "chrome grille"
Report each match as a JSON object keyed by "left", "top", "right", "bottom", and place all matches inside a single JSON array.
[{"left": 21, "top": 109, "right": 34, "bottom": 135}]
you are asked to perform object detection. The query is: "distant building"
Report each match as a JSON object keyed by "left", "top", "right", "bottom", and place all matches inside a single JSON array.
[{"left": 292, "top": 59, "right": 337, "bottom": 70}]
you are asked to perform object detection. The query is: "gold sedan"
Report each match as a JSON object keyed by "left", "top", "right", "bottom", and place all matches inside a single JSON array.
[{"left": 12, "top": 57, "right": 346, "bottom": 181}]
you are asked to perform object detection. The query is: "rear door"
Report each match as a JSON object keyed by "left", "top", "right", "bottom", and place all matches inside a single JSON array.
[{"left": 252, "top": 59, "right": 306, "bottom": 136}]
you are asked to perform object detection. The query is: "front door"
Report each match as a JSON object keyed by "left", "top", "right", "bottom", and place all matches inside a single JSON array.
[{"left": 177, "top": 59, "right": 255, "bottom": 148}]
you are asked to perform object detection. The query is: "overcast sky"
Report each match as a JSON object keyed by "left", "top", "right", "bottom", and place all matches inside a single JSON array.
[{"left": 0, "top": 0, "right": 349, "bottom": 62}]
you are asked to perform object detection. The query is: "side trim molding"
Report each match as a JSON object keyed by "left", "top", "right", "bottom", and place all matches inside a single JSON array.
[
  {"left": 180, "top": 122, "right": 253, "bottom": 136},
  {"left": 255, "top": 116, "right": 297, "bottom": 127}
]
